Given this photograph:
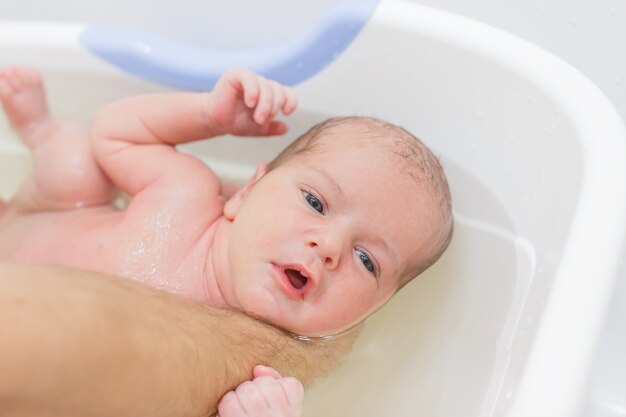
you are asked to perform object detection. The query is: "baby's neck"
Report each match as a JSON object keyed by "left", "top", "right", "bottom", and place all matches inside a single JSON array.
[{"left": 201, "top": 217, "right": 238, "bottom": 309}]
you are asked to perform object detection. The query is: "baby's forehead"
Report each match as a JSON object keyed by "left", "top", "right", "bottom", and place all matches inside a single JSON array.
[
  {"left": 313, "top": 119, "right": 395, "bottom": 145},
  {"left": 318, "top": 118, "right": 418, "bottom": 151},
  {"left": 311, "top": 130, "right": 427, "bottom": 184},
  {"left": 310, "top": 126, "right": 406, "bottom": 162}
]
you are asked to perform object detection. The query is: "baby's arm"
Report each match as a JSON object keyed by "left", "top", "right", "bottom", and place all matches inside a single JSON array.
[
  {"left": 218, "top": 365, "right": 304, "bottom": 417},
  {"left": 91, "top": 69, "right": 296, "bottom": 198}
]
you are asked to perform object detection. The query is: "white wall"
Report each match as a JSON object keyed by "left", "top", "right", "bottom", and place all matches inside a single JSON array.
[
  {"left": 2, "top": 0, "right": 337, "bottom": 47},
  {"left": 5, "top": 0, "right": 624, "bottom": 118},
  {"left": 411, "top": 0, "right": 626, "bottom": 125}
]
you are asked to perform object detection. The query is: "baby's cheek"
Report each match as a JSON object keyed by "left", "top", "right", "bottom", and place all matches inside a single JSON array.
[
  {"left": 326, "top": 290, "right": 375, "bottom": 327},
  {"left": 238, "top": 279, "right": 282, "bottom": 320}
]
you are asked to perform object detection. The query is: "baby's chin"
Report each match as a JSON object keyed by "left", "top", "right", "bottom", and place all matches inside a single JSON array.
[
  {"left": 256, "top": 308, "right": 364, "bottom": 339},
  {"left": 235, "top": 285, "right": 366, "bottom": 337},
  {"left": 284, "top": 319, "right": 365, "bottom": 340}
]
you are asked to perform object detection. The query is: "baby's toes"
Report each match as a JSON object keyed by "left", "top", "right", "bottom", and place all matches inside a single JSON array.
[
  {"left": 0, "top": 71, "right": 16, "bottom": 99},
  {"left": 20, "top": 67, "right": 43, "bottom": 87},
  {"left": 4, "top": 67, "right": 26, "bottom": 91},
  {"left": 1, "top": 67, "right": 42, "bottom": 94}
]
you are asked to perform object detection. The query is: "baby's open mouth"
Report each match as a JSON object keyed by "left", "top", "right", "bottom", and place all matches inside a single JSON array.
[{"left": 285, "top": 268, "right": 308, "bottom": 290}]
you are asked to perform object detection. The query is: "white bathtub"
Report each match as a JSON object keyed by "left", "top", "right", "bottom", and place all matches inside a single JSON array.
[{"left": 1, "top": 1, "right": 625, "bottom": 416}]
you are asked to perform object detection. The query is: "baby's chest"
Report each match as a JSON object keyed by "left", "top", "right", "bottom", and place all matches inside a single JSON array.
[
  {"left": 0, "top": 203, "right": 214, "bottom": 300},
  {"left": 101, "top": 210, "right": 213, "bottom": 299}
]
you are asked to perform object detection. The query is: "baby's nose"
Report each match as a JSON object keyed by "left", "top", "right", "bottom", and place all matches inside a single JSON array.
[{"left": 307, "top": 229, "right": 345, "bottom": 270}]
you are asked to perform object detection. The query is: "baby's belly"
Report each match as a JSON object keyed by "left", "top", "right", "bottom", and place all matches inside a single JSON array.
[
  {"left": 0, "top": 208, "right": 209, "bottom": 300},
  {"left": 0, "top": 207, "right": 124, "bottom": 269}
]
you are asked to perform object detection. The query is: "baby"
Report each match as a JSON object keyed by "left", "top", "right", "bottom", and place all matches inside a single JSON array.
[{"left": 0, "top": 66, "right": 452, "bottom": 415}]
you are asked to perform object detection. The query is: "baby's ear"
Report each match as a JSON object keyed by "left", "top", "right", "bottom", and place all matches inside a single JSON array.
[{"left": 223, "top": 162, "right": 268, "bottom": 220}]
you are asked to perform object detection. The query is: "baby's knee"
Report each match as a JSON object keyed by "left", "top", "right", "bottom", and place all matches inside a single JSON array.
[{"left": 31, "top": 124, "right": 113, "bottom": 206}]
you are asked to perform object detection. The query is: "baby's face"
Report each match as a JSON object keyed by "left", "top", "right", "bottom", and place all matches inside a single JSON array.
[{"left": 225, "top": 137, "right": 442, "bottom": 336}]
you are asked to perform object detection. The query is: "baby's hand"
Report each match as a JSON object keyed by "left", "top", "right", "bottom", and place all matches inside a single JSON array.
[
  {"left": 217, "top": 365, "right": 304, "bottom": 417},
  {"left": 207, "top": 68, "right": 297, "bottom": 137}
]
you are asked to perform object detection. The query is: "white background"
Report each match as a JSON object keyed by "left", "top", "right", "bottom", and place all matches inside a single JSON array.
[
  {"left": 411, "top": 0, "right": 626, "bottom": 121},
  {"left": 5, "top": 0, "right": 625, "bottom": 120}
]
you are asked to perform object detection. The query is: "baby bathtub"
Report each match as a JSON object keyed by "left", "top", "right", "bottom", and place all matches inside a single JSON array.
[{"left": 1, "top": 1, "right": 625, "bottom": 416}]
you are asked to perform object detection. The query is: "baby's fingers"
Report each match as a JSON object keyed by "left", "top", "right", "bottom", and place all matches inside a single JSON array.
[
  {"left": 238, "top": 70, "right": 261, "bottom": 109},
  {"left": 253, "top": 364, "right": 282, "bottom": 379},
  {"left": 269, "top": 81, "right": 286, "bottom": 121},
  {"left": 253, "top": 78, "right": 274, "bottom": 125},
  {"left": 282, "top": 86, "right": 298, "bottom": 115},
  {"left": 255, "top": 376, "right": 304, "bottom": 415},
  {"left": 217, "top": 390, "right": 248, "bottom": 417},
  {"left": 278, "top": 377, "right": 304, "bottom": 410},
  {"left": 236, "top": 381, "right": 270, "bottom": 416},
  {"left": 268, "top": 82, "right": 297, "bottom": 121},
  {"left": 220, "top": 68, "right": 260, "bottom": 109},
  {"left": 254, "top": 78, "right": 298, "bottom": 125}
]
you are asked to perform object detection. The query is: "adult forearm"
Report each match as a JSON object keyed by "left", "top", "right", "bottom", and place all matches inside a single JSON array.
[
  {"left": 0, "top": 263, "right": 249, "bottom": 417},
  {"left": 0, "top": 264, "right": 355, "bottom": 417}
]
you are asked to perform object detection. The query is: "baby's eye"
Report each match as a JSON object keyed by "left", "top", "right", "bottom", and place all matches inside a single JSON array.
[
  {"left": 304, "top": 192, "right": 324, "bottom": 214},
  {"left": 357, "top": 250, "right": 375, "bottom": 274}
]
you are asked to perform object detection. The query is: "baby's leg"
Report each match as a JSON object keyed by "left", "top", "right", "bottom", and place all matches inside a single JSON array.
[{"left": 0, "top": 67, "right": 114, "bottom": 213}]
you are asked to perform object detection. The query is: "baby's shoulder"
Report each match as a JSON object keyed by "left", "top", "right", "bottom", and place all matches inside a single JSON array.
[
  {"left": 172, "top": 159, "right": 222, "bottom": 198},
  {"left": 128, "top": 161, "right": 224, "bottom": 223}
]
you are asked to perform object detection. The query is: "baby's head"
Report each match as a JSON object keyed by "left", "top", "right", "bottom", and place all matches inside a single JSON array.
[{"left": 223, "top": 116, "right": 452, "bottom": 336}]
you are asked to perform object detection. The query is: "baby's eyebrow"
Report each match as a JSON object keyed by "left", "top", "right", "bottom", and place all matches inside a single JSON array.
[
  {"left": 308, "top": 166, "right": 343, "bottom": 196},
  {"left": 371, "top": 234, "right": 399, "bottom": 272}
]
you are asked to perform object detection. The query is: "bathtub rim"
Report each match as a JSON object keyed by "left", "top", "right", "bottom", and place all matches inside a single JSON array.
[{"left": 372, "top": 1, "right": 626, "bottom": 416}]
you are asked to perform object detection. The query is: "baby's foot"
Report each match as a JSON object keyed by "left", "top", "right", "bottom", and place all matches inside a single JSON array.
[{"left": 0, "top": 66, "right": 51, "bottom": 146}]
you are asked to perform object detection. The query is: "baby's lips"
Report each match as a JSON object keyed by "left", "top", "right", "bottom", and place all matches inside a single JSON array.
[
  {"left": 273, "top": 262, "right": 317, "bottom": 299},
  {"left": 287, "top": 262, "right": 318, "bottom": 294}
]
